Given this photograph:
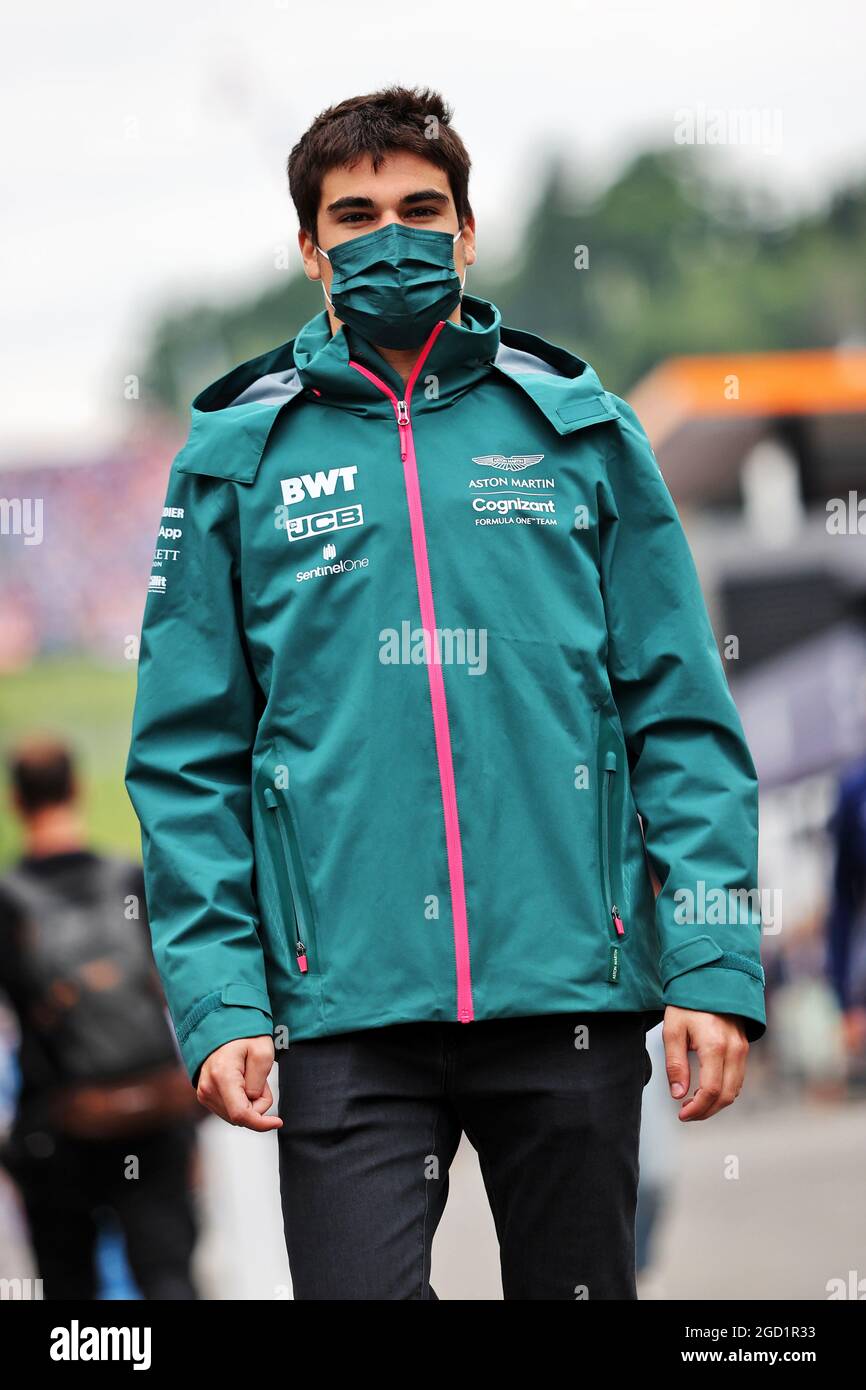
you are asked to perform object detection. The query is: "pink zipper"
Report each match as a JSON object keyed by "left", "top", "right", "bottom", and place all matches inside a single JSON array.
[{"left": 349, "top": 325, "right": 475, "bottom": 1023}]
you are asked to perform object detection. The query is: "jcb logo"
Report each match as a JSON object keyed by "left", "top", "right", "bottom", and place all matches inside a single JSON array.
[
  {"left": 281, "top": 466, "right": 357, "bottom": 506},
  {"left": 286, "top": 505, "right": 364, "bottom": 542}
]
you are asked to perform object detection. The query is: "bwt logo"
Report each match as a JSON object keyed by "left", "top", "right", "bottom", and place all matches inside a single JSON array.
[
  {"left": 280, "top": 466, "right": 357, "bottom": 506},
  {"left": 286, "top": 505, "right": 364, "bottom": 542}
]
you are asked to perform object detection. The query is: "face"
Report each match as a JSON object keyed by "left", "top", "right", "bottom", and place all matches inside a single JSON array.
[{"left": 299, "top": 149, "right": 476, "bottom": 298}]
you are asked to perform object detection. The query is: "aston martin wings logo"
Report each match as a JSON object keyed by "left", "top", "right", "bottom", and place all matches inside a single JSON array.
[{"left": 471, "top": 454, "right": 545, "bottom": 473}]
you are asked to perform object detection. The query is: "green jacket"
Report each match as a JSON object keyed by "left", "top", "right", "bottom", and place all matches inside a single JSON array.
[{"left": 125, "top": 295, "right": 765, "bottom": 1083}]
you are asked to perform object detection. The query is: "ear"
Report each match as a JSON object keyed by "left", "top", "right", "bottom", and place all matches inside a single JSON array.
[
  {"left": 298, "top": 227, "right": 323, "bottom": 282},
  {"left": 461, "top": 215, "right": 477, "bottom": 267}
]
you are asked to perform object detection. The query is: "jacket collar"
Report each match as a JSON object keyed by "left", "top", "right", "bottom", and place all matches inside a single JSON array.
[
  {"left": 175, "top": 295, "right": 619, "bottom": 484},
  {"left": 293, "top": 293, "right": 502, "bottom": 411}
]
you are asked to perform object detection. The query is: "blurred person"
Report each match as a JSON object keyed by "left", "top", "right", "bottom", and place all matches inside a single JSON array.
[
  {"left": 0, "top": 738, "right": 200, "bottom": 1299},
  {"left": 126, "top": 86, "right": 766, "bottom": 1301},
  {"left": 826, "top": 755, "right": 866, "bottom": 1056},
  {"left": 634, "top": 1022, "right": 682, "bottom": 1297}
]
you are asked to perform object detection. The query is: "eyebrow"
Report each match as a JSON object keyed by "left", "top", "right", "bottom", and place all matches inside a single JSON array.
[{"left": 324, "top": 188, "right": 450, "bottom": 215}]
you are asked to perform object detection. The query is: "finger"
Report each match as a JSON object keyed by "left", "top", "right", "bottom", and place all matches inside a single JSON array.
[
  {"left": 663, "top": 1018, "right": 691, "bottom": 1101},
  {"left": 222, "top": 1076, "right": 283, "bottom": 1131},
  {"left": 211, "top": 1052, "right": 282, "bottom": 1132},
  {"left": 699, "top": 1036, "right": 749, "bottom": 1120},
  {"left": 250, "top": 1079, "right": 277, "bottom": 1116},
  {"left": 679, "top": 1037, "right": 725, "bottom": 1121},
  {"left": 197, "top": 1084, "right": 230, "bottom": 1123},
  {"left": 244, "top": 1040, "right": 276, "bottom": 1102},
  {"left": 234, "top": 1107, "right": 282, "bottom": 1132}
]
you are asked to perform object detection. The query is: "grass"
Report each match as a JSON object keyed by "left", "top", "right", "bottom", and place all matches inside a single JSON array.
[{"left": 0, "top": 656, "right": 142, "bottom": 868}]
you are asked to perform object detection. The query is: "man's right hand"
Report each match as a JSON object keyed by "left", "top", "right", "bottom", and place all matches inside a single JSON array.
[{"left": 196, "top": 1036, "right": 283, "bottom": 1131}]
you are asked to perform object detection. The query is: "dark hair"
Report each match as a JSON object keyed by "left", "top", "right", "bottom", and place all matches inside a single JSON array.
[
  {"left": 287, "top": 85, "right": 473, "bottom": 238},
  {"left": 8, "top": 737, "right": 76, "bottom": 814}
]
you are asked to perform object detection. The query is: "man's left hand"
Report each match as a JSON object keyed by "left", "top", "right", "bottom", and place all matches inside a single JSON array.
[{"left": 662, "top": 1006, "right": 750, "bottom": 1122}]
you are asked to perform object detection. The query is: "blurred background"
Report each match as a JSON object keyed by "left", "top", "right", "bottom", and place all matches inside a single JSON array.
[{"left": 1, "top": 0, "right": 865, "bottom": 1299}]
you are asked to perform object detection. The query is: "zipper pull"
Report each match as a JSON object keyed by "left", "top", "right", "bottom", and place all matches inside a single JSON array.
[
  {"left": 396, "top": 399, "right": 409, "bottom": 460},
  {"left": 295, "top": 940, "right": 309, "bottom": 974},
  {"left": 611, "top": 905, "right": 625, "bottom": 937}
]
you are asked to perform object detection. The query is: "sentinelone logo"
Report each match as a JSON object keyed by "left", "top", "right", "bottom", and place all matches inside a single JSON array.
[
  {"left": 50, "top": 1319, "right": 151, "bottom": 1370},
  {"left": 296, "top": 555, "right": 370, "bottom": 583}
]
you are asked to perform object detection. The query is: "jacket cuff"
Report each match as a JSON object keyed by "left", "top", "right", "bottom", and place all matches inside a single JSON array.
[
  {"left": 660, "top": 934, "right": 767, "bottom": 1042},
  {"left": 175, "top": 984, "right": 274, "bottom": 1086}
]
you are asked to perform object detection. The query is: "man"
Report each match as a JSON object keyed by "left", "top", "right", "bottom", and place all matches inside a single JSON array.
[
  {"left": 826, "top": 755, "right": 866, "bottom": 1056},
  {"left": 125, "top": 86, "right": 766, "bottom": 1300},
  {"left": 0, "top": 739, "right": 199, "bottom": 1299}
]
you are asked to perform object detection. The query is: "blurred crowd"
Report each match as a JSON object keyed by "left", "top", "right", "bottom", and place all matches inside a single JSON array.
[{"left": 0, "top": 426, "right": 179, "bottom": 672}]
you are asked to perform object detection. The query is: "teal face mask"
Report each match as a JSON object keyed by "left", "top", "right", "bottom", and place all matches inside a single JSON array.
[{"left": 316, "top": 223, "right": 466, "bottom": 349}]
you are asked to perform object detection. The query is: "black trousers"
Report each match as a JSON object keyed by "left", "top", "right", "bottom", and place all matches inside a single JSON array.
[
  {"left": 6, "top": 1122, "right": 199, "bottom": 1300},
  {"left": 277, "top": 1010, "right": 654, "bottom": 1300}
]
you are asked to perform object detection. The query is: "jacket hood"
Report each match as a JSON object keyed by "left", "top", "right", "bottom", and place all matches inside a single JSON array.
[{"left": 174, "top": 294, "right": 621, "bottom": 485}]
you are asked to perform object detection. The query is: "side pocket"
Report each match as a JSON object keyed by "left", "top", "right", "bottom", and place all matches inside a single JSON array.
[
  {"left": 597, "top": 719, "right": 628, "bottom": 987},
  {"left": 262, "top": 783, "right": 320, "bottom": 978},
  {"left": 600, "top": 749, "right": 626, "bottom": 942}
]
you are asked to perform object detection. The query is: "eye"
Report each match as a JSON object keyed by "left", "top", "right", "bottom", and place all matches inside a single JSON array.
[
  {"left": 338, "top": 211, "right": 375, "bottom": 224},
  {"left": 405, "top": 206, "right": 439, "bottom": 218}
]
